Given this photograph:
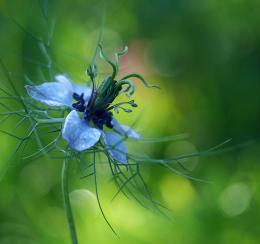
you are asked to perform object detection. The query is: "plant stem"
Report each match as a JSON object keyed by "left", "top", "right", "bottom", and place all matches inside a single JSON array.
[{"left": 62, "top": 157, "right": 78, "bottom": 244}]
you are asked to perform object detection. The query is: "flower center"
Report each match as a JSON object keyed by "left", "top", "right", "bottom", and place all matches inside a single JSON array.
[
  {"left": 85, "top": 108, "right": 113, "bottom": 130},
  {"left": 72, "top": 90, "right": 138, "bottom": 130},
  {"left": 72, "top": 92, "right": 113, "bottom": 129}
]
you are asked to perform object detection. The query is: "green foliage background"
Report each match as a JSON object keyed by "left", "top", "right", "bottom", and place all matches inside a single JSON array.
[{"left": 0, "top": 0, "right": 259, "bottom": 243}]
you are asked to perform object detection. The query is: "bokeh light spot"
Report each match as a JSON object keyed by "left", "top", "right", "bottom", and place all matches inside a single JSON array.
[
  {"left": 218, "top": 182, "right": 252, "bottom": 217},
  {"left": 70, "top": 189, "right": 99, "bottom": 216},
  {"left": 160, "top": 174, "right": 197, "bottom": 210},
  {"left": 164, "top": 141, "right": 199, "bottom": 171}
]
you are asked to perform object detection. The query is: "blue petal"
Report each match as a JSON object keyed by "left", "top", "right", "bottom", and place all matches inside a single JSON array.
[
  {"left": 55, "top": 75, "right": 92, "bottom": 101},
  {"left": 25, "top": 74, "right": 92, "bottom": 107},
  {"left": 102, "top": 132, "right": 128, "bottom": 164},
  {"left": 25, "top": 75, "right": 73, "bottom": 107},
  {"left": 112, "top": 119, "right": 140, "bottom": 139},
  {"left": 62, "top": 111, "right": 101, "bottom": 151},
  {"left": 55, "top": 74, "right": 73, "bottom": 88}
]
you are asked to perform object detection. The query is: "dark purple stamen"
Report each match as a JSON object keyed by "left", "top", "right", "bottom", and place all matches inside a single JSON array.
[
  {"left": 72, "top": 93, "right": 85, "bottom": 112},
  {"left": 72, "top": 92, "right": 114, "bottom": 130},
  {"left": 84, "top": 109, "right": 113, "bottom": 130}
]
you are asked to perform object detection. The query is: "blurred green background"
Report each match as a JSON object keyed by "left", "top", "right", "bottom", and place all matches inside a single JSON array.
[{"left": 0, "top": 0, "right": 260, "bottom": 243}]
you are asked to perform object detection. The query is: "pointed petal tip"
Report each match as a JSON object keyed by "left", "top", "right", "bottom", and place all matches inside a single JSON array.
[{"left": 25, "top": 80, "right": 73, "bottom": 107}]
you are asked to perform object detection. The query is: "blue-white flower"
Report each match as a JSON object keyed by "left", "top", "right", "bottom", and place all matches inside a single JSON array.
[{"left": 25, "top": 74, "right": 140, "bottom": 164}]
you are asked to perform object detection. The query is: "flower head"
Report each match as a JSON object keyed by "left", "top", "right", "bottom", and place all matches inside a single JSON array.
[
  {"left": 26, "top": 74, "right": 139, "bottom": 164},
  {"left": 25, "top": 46, "right": 158, "bottom": 164}
]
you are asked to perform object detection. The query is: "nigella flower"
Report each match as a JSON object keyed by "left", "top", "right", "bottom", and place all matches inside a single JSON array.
[
  {"left": 0, "top": 28, "right": 223, "bottom": 242},
  {"left": 25, "top": 73, "right": 140, "bottom": 164},
  {"left": 19, "top": 45, "right": 161, "bottom": 240}
]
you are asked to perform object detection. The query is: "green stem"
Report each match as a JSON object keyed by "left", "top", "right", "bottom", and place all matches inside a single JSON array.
[{"left": 62, "top": 157, "right": 78, "bottom": 244}]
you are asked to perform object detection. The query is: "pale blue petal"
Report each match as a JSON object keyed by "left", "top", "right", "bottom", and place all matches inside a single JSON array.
[
  {"left": 25, "top": 74, "right": 73, "bottom": 107},
  {"left": 112, "top": 119, "right": 140, "bottom": 139},
  {"left": 62, "top": 111, "right": 101, "bottom": 151},
  {"left": 55, "top": 74, "right": 92, "bottom": 102},
  {"left": 25, "top": 83, "right": 72, "bottom": 107},
  {"left": 55, "top": 74, "right": 73, "bottom": 89},
  {"left": 102, "top": 132, "right": 128, "bottom": 164}
]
